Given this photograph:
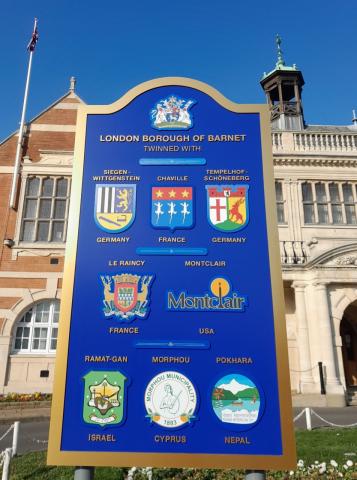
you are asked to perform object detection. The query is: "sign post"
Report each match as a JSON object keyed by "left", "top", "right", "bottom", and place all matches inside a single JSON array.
[
  {"left": 74, "top": 467, "right": 94, "bottom": 480},
  {"left": 48, "top": 78, "right": 296, "bottom": 472},
  {"left": 245, "top": 472, "right": 266, "bottom": 479}
]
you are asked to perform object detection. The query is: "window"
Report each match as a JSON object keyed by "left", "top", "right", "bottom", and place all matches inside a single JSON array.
[
  {"left": 315, "top": 183, "right": 328, "bottom": 224},
  {"left": 275, "top": 181, "right": 286, "bottom": 224},
  {"left": 302, "top": 182, "right": 315, "bottom": 224},
  {"left": 13, "top": 300, "right": 60, "bottom": 354},
  {"left": 343, "top": 184, "right": 357, "bottom": 224},
  {"left": 20, "top": 177, "right": 70, "bottom": 242},
  {"left": 302, "top": 181, "right": 357, "bottom": 225}
]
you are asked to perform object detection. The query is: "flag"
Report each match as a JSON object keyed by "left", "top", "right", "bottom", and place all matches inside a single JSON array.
[{"left": 27, "top": 19, "right": 39, "bottom": 52}]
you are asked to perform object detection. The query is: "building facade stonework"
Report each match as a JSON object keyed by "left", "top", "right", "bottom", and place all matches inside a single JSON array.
[
  {"left": 0, "top": 64, "right": 356, "bottom": 407},
  {"left": 0, "top": 80, "right": 82, "bottom": 394}
]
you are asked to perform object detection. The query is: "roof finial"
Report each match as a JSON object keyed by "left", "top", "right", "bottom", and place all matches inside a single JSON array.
[
  {"left": 276, "top": 34, "right": 285, "bottom": 68},
  {"left": 69, "top": 76, "right": 76, "bottom": 92}
]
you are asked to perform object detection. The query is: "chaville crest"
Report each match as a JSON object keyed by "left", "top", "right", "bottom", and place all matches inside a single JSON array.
[
  {"left": 100, "top": 273, "right": 154, "bottom": 321},
  {"left": 94, "top": 184, "right": 136, "bottom": 233},
  {"left": 151, "top": 95, "right": 196, "bottom": 130},
  {"left": 206, "top": 185, "right": 249, "bottom": 232},
  {"left": 151, "top": 187, "right": 193, "bottom": 231}
]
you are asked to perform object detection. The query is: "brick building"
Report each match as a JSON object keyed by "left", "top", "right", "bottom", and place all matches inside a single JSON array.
[{"left": 0, "top": 78, "right": 83, "bottom": 393}]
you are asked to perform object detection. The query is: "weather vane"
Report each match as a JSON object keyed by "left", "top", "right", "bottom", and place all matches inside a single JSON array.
[{"left": 276, "top": 34, "right": 285, "bottom": 67}]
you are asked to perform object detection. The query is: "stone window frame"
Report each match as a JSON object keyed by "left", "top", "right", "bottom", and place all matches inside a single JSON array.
[
  {"left": 10, "top": 151, "right": 73, "bottom": 258},
  {"left": 12, "top": 299, "right": 60, "bottom": 354},
  {"left": 301, "top": 181, "right": 357, "bottom": 226},
  {"left": 275, "top": 180, "right": 287, "bottom": 224},
  {"left": 19, "top": 175, "right": 71, "bottom": 244}
]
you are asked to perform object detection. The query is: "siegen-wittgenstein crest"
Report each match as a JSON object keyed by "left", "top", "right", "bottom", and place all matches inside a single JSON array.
[
  {"left": 100, "top": 273, "right": 154, "bottom": 321},
  {"left": 94, "top": 184, "right": 136, "bottom": 233}
]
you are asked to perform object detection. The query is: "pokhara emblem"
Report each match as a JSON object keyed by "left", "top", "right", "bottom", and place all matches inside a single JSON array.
[
  {"left": 94, "top": 184, "right": 136, "bottom": 233},
  {"left": 151, "top": 95, "right": 196, "bottom": 130},
  {"left": 206, "top": 185, "right": 249, "bottom": 232},
  {"left": 100, "top": 273, "right": 154, "bottom": 322}
]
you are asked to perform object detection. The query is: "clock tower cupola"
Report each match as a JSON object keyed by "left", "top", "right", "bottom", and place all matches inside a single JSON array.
[{"left": 261, "top": 35, "right": 305, "bottom": 130}]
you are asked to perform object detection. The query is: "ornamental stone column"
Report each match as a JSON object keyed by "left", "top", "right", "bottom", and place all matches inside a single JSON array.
[
  {"left": 292, "top": 282, "right": 316, "bottom": 393},
  {"left": 313, "top": 282, "right": 344, "bottom": 395},
  {"left": 0, "top": 333, "right": 11, "bottom": 393}
]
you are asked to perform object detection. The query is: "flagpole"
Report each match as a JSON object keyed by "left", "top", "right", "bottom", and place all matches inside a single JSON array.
[{"left": 9, "top": 18, "right": 38, "bottom": 209}]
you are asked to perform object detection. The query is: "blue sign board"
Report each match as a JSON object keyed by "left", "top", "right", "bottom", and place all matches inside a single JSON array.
[{"left": 48, "top": 78, "right": 295, "bottom": 470}]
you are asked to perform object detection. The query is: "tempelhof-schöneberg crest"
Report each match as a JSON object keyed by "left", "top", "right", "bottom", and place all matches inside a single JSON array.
[
  {"left": 145, "top": 371, "right": 197, "bottom": 428},
  {"left": 150, "top": 95, "right": 196, "bottom": 130},
  {"left": 100, "top": 274, "right": 154, "bottom": 321}
]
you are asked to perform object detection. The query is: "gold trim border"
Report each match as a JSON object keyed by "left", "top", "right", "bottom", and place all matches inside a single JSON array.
[{"left": 47, "top": 77, "right": 296, "bottom": 470}]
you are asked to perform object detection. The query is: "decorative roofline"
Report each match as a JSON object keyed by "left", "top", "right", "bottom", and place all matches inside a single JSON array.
[
  {"left": 0, "top": 82, "right": 85, "bottom": 146},
  {"left": 273, "top": 157, "right": 357, "bottom": 167}
]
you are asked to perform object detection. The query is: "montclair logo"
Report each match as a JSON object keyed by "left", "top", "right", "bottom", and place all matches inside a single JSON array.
[{"left": 167, "top": 278, "right": 247, "bottom": 312}]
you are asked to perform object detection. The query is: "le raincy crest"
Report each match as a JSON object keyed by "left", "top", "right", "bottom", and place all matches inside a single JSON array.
[
  {"left": 151, "top": 95, "right": 196, "bottom": 130},
  {"left": 151, "top": 187, "right": 193, "bottom": 230},
  {"left": 83, "top": 371, "right": 126, "bottom": 427},
  {"left": 94, "top": 184, "right": 136, "bottom": 233},
  {"left": 206, "top": 185, "right": 249, "bottom": 232},
  {"left": 100, "top": 273, "right": 154, "bottom": 321}
]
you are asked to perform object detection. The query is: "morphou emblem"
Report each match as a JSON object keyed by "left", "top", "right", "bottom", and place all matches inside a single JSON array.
[
  {"left": 94, "top": 184, "right": 136, "bottom": 233},
  {"left": 100, "top": 273, "right": 154, "bottom": 321},
  {"left": 83, "top": 371, "right": 127, "bottom": 427},
  {"left": 206, "top": 185, "right": 249, "bottom": 232},
  {"left": 144, "top": 371, "right": 197, "bottom": 428},
  {"left": 150, "top": 95, "right": 196, "bottom": 130},
  {"left": 151, "top": 187, "right": 193, "bottom": 231}
]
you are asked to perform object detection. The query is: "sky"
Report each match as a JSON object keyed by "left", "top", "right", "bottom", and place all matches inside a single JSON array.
[{"left": 1, "top": 0, "right": 357, "bottom": 140}]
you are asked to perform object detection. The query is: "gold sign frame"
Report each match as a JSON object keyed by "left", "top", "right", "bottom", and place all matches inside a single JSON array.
[{"left": 47, "top": 77, "right": 296, "bottom": 470}]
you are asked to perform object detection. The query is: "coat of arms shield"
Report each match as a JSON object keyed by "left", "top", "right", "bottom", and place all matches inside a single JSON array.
[
  {"left": 206, "top": 185, "right": 249, "bottom": 232},
  {"left": 151, "top": 187, "right": 193, "bottom": 231},
  {"left": 94, "top": 184, "right": 136, "bottom": 233},
  {"left": 150, "top": 95, "right": 196, "bottom": 130},
  {"left": 83, "top": 371, "right": 127, "bottom": 427},
  {"left": 100, "top": 273, "right": 154, "bottom": 322},
  {"left": 114, "top": 279, "right": 138, "bottom": 313}
]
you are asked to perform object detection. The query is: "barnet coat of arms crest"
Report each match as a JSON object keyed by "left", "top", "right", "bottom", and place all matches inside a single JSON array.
[
  {"left": 100, "top": 273, "right": 154, "bottom": 321},
  {"left": 150, "top": 95, "right": 196, "bottom": 130}
]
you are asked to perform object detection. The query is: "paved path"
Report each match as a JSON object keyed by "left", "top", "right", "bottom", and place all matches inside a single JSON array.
[
  {"left": 0, "top": 419, "right": 49, "bottom": 454},
  {"left": 0, "top": 408, "right": 357, "bottom": 454},
  {"left": 293, "top": 406, "right": 357, "bottom": 429}
]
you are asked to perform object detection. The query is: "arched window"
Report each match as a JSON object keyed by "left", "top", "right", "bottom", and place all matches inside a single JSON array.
[{"left": 12, "top": 300, "right": 60, "bottom": 354}]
